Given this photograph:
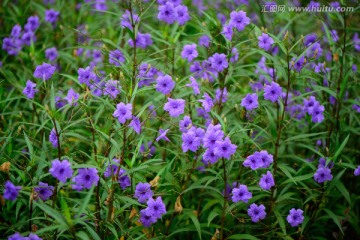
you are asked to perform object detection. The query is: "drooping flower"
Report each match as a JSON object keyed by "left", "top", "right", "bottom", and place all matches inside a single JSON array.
[
  {"left": 72, "top": 168, "right": 100, "bottom": 190},
  {"left": 109, "top": 49, "right": 125, "bottom": 66},
  {"left": 45, "top": 47, "right": 58, "bottom": 62},
  {"left": 230, "top": 47, "right": 239, "bottom": 63},
  {"left": 229, "top": 10, "right": 251, "bottom": 31},
  {"left": 156, "top": 129, "right": 170, "bottom": 142},
  {"left": 33, "top": 63, "right": 56, "bottom": 81},
  {"left": 129, "top": 116, "right": 141, "bottom": 134},
  {"left": 134, "top": 182, "right": 153, "bottom": 203},
  {"left": 156, "top": 75, "right": 175, "bottom": 95},
  {"left": 215, "top": 88, "right": 228, "bottom": 104},
  {"left": 164, "top": 98, "right": 185, "bottom": 117},
  {"left": 214, "top": 137, "right": 237, "bottom": 160},
  {"left": 3, "top": 181, "right": 21, "bottom": 201},
  {"left": 314, "top": 167, "right": 333, "bottom": 183},
  {"left": 293, "top": 56, "right": 305, "bottom": 72},
  {"left": 241, "top": 93, "right": 258, "bottom": 111},
  {"left": 22, "top": 80, "right": 38, "bottom": 99},
  {"left": 222, "top": 24, "right": 233, "bottom": 41},
  {"left": 259, "top": 171, "right": 275, "bottom": 190},
  {"left": 231, "top": 184, "right": 252, "bottom": 203},
  {"left": 186, "top": 76, "right": 200, "bottom": 95},
  {"left": 146, "top": 196, "right": 167, "bottom": 219},
  {"left": 258, "top": 33, "right": 274, "bottom": 51},
  {"left": 181, "top": 44, "right": 198, "bottom": 62},
  {"left": 128, "top": 32, "right": 153, "bottom": 49},
  {"left": 264, "top": 81, "right": 282, "bottom": 102},
  {"left": 247, "top": 203, "right": 266, "bottom": 222},
  {"left": 21, "top": 31, "right": 36, "bottom": 46},
  {"left": 34, "top": 182, "right": 54, "bottom": 201},
  {"left": 49, "top": 159, "right": 73, "bottom": 183},
  {"left": 49, "top": 128, "right": 58, "bottom": 148},
  {"left": 286, "top": 208, "right": 304, "bottom": 227},
  {"left": 120, "top": 10, "right": 139, "bottom": 30},
  {"left": 113, "top": 102, "right": 133, "bottom": 124},
  {"left": 64, "top": 88, "right": 80, "bottom": 106},
  {"left": 104, "top": 80, "right": 121, "bottom": 99}
]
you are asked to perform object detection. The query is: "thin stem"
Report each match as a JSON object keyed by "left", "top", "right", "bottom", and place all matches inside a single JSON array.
[{"left": 220, "top": 157, "right": 227, "bottom": 240}]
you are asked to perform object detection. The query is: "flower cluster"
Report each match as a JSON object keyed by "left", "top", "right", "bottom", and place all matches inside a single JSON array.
[{"left": 139, "top": 196, "right": 167, "bottom": 227}]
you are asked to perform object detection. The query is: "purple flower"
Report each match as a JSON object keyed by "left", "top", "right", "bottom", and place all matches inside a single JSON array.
[
  {"left": 231, "top": 184, "right": 252, "bottom": 203},
  {"left": 121, "top": 10, "right": 139, "bottom": 30},
  {"left": 199, "top": 93, "right": 214, "bottom": 112},
  {"left": 354, "top": 166, "right": 360, "bottom": 176},
  {"left": 45, "top": 9, "right": 60, "bottom": 25},
  {"left": 2, "top": 37, "right": 22, "bottom": 56},
  {"left": 175, "top": 5, "right": 190, "bottom": 25},
  {"left": 257, "top": 150, "right": 273, "bottom": 168},
  {"left": 140, "top": 209, "right": 157, "bottom": 227},
  {"left": 21, "top": 31, "right": 36, "bottom": 46},
  {"left": 287, "top": 208, "right": 304, "bottom": 227},
  {"left": 156, "top": 129, "right": 170, "bottom": 142},
  {"left": 78, "top": 66, "right": 95, "bottom": 86},
  {"left": 11, "top": 25, "right": 22, "bottom": 38},
  {"left": 209, "top": 53, "right": 228, "bottom": 72},
  {"left": 182, "top": 130, "right": 201, "bottom": 152},
  {"left": 129, "top": 116, "right": 141, "bottom": 134},
  {"left": 49, "top": 128, "right": 58, "bottom": 148},
  {"left": 243, "top": 153, "right": 261, "bottom": 170},
  {"left": 229, "top": 10, "right": 250, "bottom": 31},
  {"left": 8, "top": 232, "right": 24, "bottom": 240},
  {"left": 179, "top": 116, "right": 192, "bottom": 132},
  {"left": 49, "top": 159, "right": 73, "bottom": 183},
  {"left": 34, "top": 182, "right": 54, "bottom": 201},
  {"left": 109, "top": 49, "right": 125, "bottom": 66},
  {"left": 293, "top": 56, "right": 305, "bottom": 72},
  {"left": 214, "top": 137, "right": 237, "bottom": 160},
  {"left": 28, "top": 233, "right": 42, "bottom": 240},
  {"left": 113, "top": 102, "right": 133, "bottom": 124},
  {"left": 202, "top": 148, "right": 220, "bottom": 165},
  {"left": 64, "top": 88, "right": 80, "bottom": 106},
  {"left": 318, "top": 157, "right": 334, "bottom": 169},
  {"left": 128, "top": 32, "right": 153, "bottom": 49},
  {"left": 72, "top": 168, "right": 100, "bottom": 190},
  {"left": 203, "top": 124, "right": 224, "bottom": 149},
  {"left": 3, "top": 181, "right": 21, "bottom": 201},
  {"left": 104, "top": 80, "right": 121, "bottom": 99},
  {"left": 248, "top": 203, "right": 266, "bottom": 222},
  {"left": 230, "top": 47, "right": 239, "bottom": 63},
  {"left": 304, "top": 33, "right": 318, "bottom": 47},
  {"left": 306, "top": 42, "right": 322, "bottom": 59},
  {"left": 181, "top": 44, "right": 198, "bottom": 62},
  {"left": 314, "top": 167, "right": 333, "bottom": 183},
  {"left": 222, "top": 24, "right": 233, "bottom": 41},
  {"left": 215, "top": 88, "right": 228, "bottom": 104},
  {"left": 185, "top": 76, "right": 200, "bottom": 96},
  {"left": 199, "top": 35, "right": 210, "bottom": 48},
  {"left": 264, "top": 82, "right": 282, "bottom": 102},
  {"left": 134, "top": 182, "right": 153, "bottom": 203},
  {"left": 146, "top": 196, "right": 167, "bottom": 219},
  {"left": 258, "top": 33, "right": 274, "bottom": 51},
  {"left": 158, "top": 2, "right": 177, "bottom": 24},
  {"left": 309, "top": 102, "right": 325, "bottom": 123},
  {"left": 164, "top": 98, "right": 185, "bottom": 117},
  {"left": 22, "top": 80, "right": 38, "bottom": 99},
  {"left": 33, "top": 63, "right": 56, "bottom": 81},
  {"left": 25, "top": 16, "right": 40, "bottom": 32},
  {"left": 156, "top": 75, "right": 175, "bottom": 94},
  {"left": 241, "top": 93, "right": 258, "bottom": 111},
  {"left": 45, "top": 47, "right": 58, "bottom": 62},
  {"left": 259, "top": 171, "right": 275, "bottom": 190}
]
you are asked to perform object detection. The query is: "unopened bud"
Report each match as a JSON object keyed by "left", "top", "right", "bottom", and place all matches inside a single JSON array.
[
  {"left": 174, "top": 196, "right": 183, "bottom": 213},
  {"left": 0, "top": 162, "right": 10, "bottom": 172},
  {"left": 150, "top": 176, "right": 160, "bottom": 188}
]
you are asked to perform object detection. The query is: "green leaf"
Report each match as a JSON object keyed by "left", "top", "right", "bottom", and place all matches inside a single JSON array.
[
  {"left": 185, "top": 210, "right": 202, "bottom": 240},
  {"left": 207, "top": 210, "right": 219, "bottom": 227},
  {"left": 34, "top": 201, "right": 68, "bottom": 228},
  {"left": 60, "top": 190, "right": 73, "bottom": 226},
  {"left": 333, "top": 134, "right": 350, "bottom": 161},
  {"left": 228, "top": 234, "right": 261, "bottom": 240},
  {"left": 322, "top": 209, "right": 344, "bottom": 235},
  {"left": 274, "top": 210, "right": 287, "bottom": 235}
]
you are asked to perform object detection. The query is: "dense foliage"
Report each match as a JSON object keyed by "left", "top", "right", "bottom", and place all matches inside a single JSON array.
[{"left": 0, "top": 0, "right": 360, "bottom": 239}]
